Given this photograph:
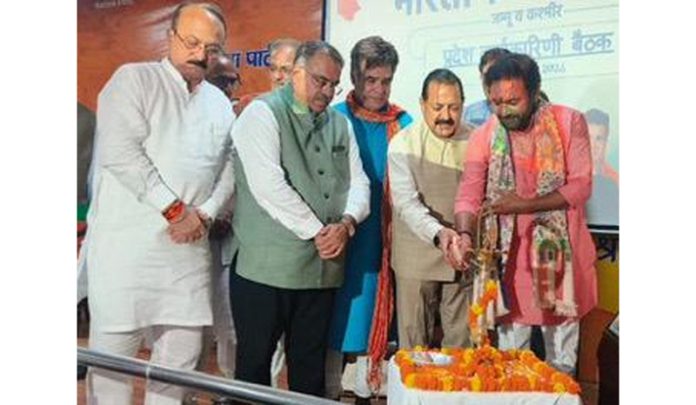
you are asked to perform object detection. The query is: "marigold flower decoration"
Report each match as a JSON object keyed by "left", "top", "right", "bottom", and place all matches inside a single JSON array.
[
  {"left": 468, "top": 279, "right": 499, "bottom": 346},
  {"left": 395, "top": 346, "right": 581, "bottom": 394}
]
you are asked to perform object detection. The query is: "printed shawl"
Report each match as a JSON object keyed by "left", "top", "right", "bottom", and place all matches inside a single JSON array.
[{"left": 486, "top": 104, "right": 578, "bottom": 318}]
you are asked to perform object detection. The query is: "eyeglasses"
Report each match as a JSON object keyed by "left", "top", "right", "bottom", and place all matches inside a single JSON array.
[
  {"left": 269, "top": 64, "right": 293, "bottom": 76},
  {"left": 172, "top": 29, "right": 224, "bottom": 57},
  {"left": 306, "top": 69, "right": 342, "bottom": 95}
]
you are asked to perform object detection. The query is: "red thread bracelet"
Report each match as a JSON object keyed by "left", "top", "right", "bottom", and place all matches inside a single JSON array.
[{"left": 163, "top": 200, "right": 185, "bottom": 223}]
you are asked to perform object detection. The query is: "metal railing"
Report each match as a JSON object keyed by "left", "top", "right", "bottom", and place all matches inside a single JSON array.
[{"left": 78, "top": 347, "right": 341, "bottom": 405}]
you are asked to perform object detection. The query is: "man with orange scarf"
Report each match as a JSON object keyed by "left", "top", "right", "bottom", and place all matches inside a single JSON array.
[
  {"left": 326, "top": 36, "right": 412, "bottom": 403},
  {"left": 454, "top": 53, "right": 597, "bottom": 376}
]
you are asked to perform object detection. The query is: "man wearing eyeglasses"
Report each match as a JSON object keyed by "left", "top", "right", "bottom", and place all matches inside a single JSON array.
[
  {"left": 325, "top": 36, "right": 412, "bottom": 403},
  {"left": 268, "top": 38, "right": 302, "bottom": 89},
  {"left": 84, "top": 3, "right": 234, "bottom": 404},
  {"left": 229, "top": 40, "right": 370, "bottom": 397},
  {"left": 234, "top": 38, "right": 300, "bottom": 116},
  {"left": 233, "top": 37, "right": 301, "bottom": 391}
]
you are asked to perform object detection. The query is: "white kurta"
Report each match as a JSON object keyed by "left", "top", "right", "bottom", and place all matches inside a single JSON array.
[{"left": 85, "top": 58, "right": 235, "bottom": 333}]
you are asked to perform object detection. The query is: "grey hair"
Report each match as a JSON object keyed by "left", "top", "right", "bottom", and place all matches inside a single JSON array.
[
  {"left": 268, "top": 38, "right": 301, "bottom": 58},
  {"left": 350, "top": 36, "right": 399, "bottom": 85},
  {"left": 294, "top": 40, "right": 344, "bottom": 68}
]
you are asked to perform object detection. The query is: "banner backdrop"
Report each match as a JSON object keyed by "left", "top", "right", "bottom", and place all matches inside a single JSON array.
[
  {"left": 78, "top": 0, "right": 323, "bottom": 110},
  {"left": 77, "top": 0, "right": 323, "bottom": 202},
  {"left": 326, "top": 0, "right": 619, "bottom": 230}
]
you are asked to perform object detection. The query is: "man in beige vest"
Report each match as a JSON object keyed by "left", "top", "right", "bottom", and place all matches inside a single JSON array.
[{"left": 387, "top": 68, "right": 474, "bottom": 349}]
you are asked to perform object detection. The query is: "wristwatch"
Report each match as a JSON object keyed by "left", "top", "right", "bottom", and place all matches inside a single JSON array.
[{"left": 433, "top": 234, "right": 441, "bottom": 248}]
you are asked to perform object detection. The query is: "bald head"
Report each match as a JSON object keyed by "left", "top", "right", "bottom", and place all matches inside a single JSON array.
[
  {"left": 171, "top": 2, "right": 227, "bottom": 35},
  {"left": 168, "top": 2, "right": 227, "bottom": 91}
]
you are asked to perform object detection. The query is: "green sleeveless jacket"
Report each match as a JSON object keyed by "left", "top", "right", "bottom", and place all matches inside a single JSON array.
[{"left": 232, "top": 84, "right": 352, "bottom": 289}]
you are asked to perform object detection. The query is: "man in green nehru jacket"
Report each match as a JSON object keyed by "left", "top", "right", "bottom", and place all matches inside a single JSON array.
[{"left": 229, "top": 40, "right": 371, "bottom": 397}]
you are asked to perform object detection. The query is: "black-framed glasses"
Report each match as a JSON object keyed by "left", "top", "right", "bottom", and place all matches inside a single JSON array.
[
  {"left": 306, "top": 69, "right": 342, "bottom": 95},
  {"left": 172, "top": 29, "right": 224, "bottom": 57}
]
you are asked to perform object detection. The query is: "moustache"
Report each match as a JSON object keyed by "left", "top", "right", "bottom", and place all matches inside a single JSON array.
[
  {"left": 188, "top": 59, "right": 208, "bottom": 69},
  {"left": 500, "top": 114, "right": 520, "bottom": 121},
  {"left": 314, "top": 94, "right": 330, "bottom": 105},
  {"left": 499, "top": 114, "right": 526, "bottom": 130},
  {"left": 435, "top": 119, "right": 455, "bottom": 126}
]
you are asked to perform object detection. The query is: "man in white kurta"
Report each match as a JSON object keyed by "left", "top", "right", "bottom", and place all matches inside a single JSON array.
[{"left": 83, "top": 3, "right": 234, "bottom": 404}]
